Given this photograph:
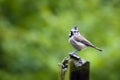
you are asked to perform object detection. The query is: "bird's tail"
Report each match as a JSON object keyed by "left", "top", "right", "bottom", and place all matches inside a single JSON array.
[{"left": 91, "top": 45, "right": 103, "bottom": 52}]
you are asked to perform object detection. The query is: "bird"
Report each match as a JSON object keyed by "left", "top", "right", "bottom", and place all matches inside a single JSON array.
[{"left": 69, "top": 26, "right": 102, "bottom": 54}]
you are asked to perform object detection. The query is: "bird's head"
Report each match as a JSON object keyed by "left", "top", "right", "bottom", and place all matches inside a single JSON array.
[{"left": 69, "top": 26, "right": 79, "bottom": 37}]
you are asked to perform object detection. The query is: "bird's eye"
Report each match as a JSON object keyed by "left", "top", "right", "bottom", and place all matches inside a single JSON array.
[{"left": 74, "top": 31, "right": 78, "bottom": 33}]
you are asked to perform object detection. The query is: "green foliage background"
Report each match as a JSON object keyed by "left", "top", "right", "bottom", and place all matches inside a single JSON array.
[{"left": 0, "top": 0, "right": 120, "bottom": 80}]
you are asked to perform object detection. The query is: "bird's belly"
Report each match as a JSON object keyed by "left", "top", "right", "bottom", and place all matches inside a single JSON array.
[
  {"left": 77, "top": 42, "right": 86, "bottom": 48},
  {"left": 69, "top": 39, "right": 87, "bottom": 50}
]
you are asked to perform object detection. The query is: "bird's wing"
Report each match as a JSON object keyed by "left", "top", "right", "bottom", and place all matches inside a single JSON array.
[
  {"left": 74, "top": 35, "right": 102, "bottom": 51},
  {"left": 74, "top": 35, "right": 94, "bottom": 47}
]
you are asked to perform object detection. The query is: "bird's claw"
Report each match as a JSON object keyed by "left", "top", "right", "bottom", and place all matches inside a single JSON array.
[{"left": 69, "top": 52, "right": 80, "bottom": 61}]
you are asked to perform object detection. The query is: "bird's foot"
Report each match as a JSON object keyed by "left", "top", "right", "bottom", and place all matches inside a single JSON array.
[{"left": 69, "top": 52, "right": 80, "bottom": 61}]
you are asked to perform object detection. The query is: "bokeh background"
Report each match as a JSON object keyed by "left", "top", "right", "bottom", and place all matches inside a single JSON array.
[{"left": 0, "top": 0, "right": 120, "bottom": 80}]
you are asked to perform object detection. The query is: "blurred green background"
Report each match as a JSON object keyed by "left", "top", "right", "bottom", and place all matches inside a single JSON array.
[{"left": 0, "top": 0, "right": 120, "bottom": 80}]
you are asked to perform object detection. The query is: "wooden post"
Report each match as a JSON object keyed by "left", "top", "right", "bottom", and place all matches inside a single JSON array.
[{"left": 59, "top": 54, "right": 90, "bottom": 80}]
